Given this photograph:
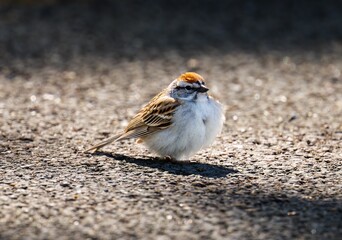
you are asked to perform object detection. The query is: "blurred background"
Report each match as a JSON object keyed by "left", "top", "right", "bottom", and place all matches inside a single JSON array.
[
  {"left": 1, "top": 0, "right": 341, "bottom": 145},
  {"left": 1, "top": 0, "right": 341, "bottom": 68}
]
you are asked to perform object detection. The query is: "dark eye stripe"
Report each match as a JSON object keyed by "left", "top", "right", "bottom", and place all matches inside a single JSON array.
[{"left": 176, "top": 86, "right": 194, "bottom": 90}]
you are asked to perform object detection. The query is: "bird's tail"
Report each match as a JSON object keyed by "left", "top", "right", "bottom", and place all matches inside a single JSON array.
[{"left": 84, "top": 133, "right": 123, "bottom": 153}]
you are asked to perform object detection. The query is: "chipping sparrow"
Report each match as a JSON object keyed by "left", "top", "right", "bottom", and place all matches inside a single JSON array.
[{"left": 85, "top": 72, "right": 225, "bottom": 160}]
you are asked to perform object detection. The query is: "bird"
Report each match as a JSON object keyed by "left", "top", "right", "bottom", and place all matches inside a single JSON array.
[{"left": 85, "top": 72, "right": 225, "bottom": 160}]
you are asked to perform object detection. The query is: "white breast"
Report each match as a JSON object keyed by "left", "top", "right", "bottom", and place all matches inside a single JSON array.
[{"left": 143, "top": 94, "right": 225, "bottom": 160}]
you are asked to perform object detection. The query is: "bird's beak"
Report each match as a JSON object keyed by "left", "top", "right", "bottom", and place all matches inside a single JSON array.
[{"left": 197, "top": 85, "right": 209, "bottom": 93}]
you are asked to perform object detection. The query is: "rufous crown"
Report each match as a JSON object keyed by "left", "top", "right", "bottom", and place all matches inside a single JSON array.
[{"left": 177, "top": 72, "right": 205, "bottom": 83}]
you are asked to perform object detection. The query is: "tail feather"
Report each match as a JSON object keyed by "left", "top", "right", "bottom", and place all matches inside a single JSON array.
[{"left": 84, "top": 133, "right": 123, "bottom": 153}]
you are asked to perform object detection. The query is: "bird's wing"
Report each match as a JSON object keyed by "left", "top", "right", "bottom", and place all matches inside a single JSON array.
[
  {"left": 118, "top": 95, "right": 180, "bottom": 140},
  {"left": 84, "top": 93, "right": 180, "bottom": 153}
]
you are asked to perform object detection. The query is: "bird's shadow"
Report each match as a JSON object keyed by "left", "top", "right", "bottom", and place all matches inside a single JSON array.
[{"left": 92, "top": 152, "right": 238, "bottom": 178}]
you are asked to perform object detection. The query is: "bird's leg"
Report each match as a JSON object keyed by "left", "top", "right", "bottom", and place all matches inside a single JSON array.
[{"left": 163, "top": 156, "right": 178, "bottom": 162}]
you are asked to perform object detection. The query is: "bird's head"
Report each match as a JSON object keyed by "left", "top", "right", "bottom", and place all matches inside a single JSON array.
[{"left": 169, "top": 72, "right": 209, "bottom": 101}]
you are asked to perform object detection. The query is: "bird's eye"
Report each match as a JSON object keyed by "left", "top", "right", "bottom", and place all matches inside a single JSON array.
[{"left": 185, "top": 86, "right": 192, "bottom": 90}]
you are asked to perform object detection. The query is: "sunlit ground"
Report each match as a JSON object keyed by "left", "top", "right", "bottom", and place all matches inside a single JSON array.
[{"left": 0, "top": 1, "right": 341, "bottom": 239}]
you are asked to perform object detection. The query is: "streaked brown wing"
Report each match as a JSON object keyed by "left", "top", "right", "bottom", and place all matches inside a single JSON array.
[
  {"left": 141, "top": 96, "right": 178, "bottom": 127},
  {"left": 119, "top": 94, "right": 180, "bottom": 140}
]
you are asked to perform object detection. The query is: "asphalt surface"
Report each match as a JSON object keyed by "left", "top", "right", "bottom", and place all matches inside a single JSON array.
[{"left": 0, "top": 1, "right": 341, "bottom": 239}]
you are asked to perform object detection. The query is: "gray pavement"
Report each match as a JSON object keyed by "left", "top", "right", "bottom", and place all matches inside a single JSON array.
[{"left": 0, "top": 1, "right": 341, "bottom": 239}]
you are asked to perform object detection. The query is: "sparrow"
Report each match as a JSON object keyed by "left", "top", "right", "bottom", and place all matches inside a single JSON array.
[{"left": 85, "top": 72, "right": 225, "bottom": 160}]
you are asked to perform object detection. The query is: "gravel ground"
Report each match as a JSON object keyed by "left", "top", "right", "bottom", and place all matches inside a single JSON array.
[{"left": 0, "top": 1, "right": 341, "bottom": 239}]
